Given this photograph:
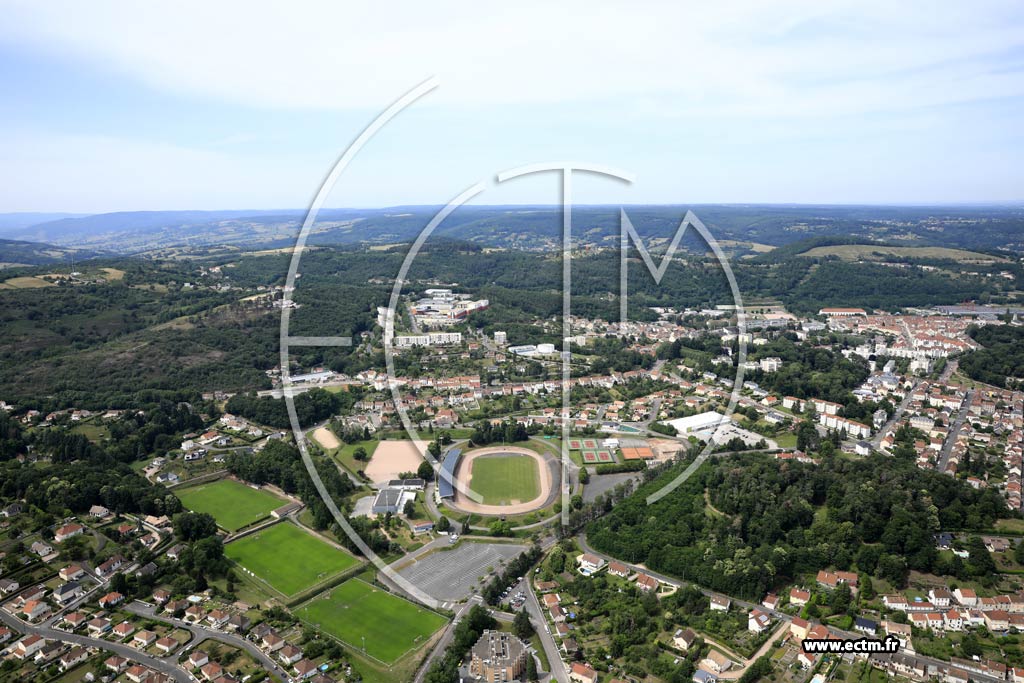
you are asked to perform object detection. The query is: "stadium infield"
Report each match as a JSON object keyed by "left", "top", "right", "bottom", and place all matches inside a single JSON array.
[
  {"left": 449, "top": 445, "right": 556, "bottom": 515},
  {"left": 469, "top": 453, "right": 540, "bottom": 504},
  {"left": 295, "top": 578, "right": 447, "bottom": 664},
  {"left": 175, "top": 479, "right": 284, "bottom": 531},
  {"left": 225, "top": 522, "right": 359, "bottom": 596}
]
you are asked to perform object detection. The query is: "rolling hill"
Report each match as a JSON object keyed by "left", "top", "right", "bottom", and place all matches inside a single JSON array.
[
  {"left": 2, "top": 204, "right": 1023, "bottom": 256},
  {"left": 0, "top": 237, "right": 106, "bottom": 268}
]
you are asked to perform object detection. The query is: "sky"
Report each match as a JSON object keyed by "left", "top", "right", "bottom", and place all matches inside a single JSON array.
[{"left": 1, "top": 1, "right": 1023, "bottom": 212}]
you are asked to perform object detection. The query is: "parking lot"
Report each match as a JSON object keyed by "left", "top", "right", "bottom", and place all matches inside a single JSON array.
[
  {"left": 704, "top": 422, "right": 778, "bottom": 449},
  {"left": 396, "top": 541, "right": 527, "bottom": 601},
  {"left": 351, "top": 495, "right": 374, "bottom": 517}
]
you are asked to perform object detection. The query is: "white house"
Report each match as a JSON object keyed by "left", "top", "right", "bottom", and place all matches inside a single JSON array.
[{"left": 577, "top": 553, "right": 606, "bottom": 574}]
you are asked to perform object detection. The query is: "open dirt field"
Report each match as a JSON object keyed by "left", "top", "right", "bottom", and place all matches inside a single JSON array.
[
  {"left": 450, "top": 446, "right": 555, "bottom": 515},
  {"left": 311, "top": 426, "right": 341, "bottom": 450},
  {"left": 364, "top": 440, "right": 427, "bottom": 483}
]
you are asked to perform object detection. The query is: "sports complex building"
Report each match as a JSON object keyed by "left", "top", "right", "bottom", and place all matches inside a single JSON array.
[
  {"left": 436, "top": 447, "right": 462, "bottom": 500},
  {"left": 663, "top": 410, "right": 728, "bottom": 435}
]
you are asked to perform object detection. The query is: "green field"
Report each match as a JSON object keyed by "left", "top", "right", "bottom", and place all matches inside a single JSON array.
[
  {"left": 176, "top": 479, "right": 283, "bottom": 531},
  {"left": 470, "top": 453, "right": 540, "bottom": 505},
  {"left": 71, "top": 420, "right": 110, "bottom": 444},
  {"left": 334, "top": 438, "right": 380, "bottom": 473},
  {"left": 225, "top": 522, "right": 359, "bottom": 596},
  {"left": 295, "top": 579, "right": 447, "bottom": 664},
  {"left": 774, "top": 432, "right": 798, "bottom": 449}
]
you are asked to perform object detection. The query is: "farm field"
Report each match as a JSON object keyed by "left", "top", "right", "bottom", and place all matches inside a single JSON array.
[
  {"left": 225, "top": 522, "right": 359, "bottom": 597},
  {"left": 295, "top": 579, "right": 447, "bottom": 664},
  {"left": 176, "top": 479, "right": 284, "bottom": 531},
  {"left": 470, "top": 454, "right": 539, "bottom": 505},
  {"left": 799, "top": 244, "right": 1006, "bottom": 262},
  {"left": 0, "top": 276, "right": 55, "bottom": 289}
]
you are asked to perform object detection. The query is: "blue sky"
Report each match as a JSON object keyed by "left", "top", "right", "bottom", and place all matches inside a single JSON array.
[{"left": 1, "top": 2, "right": 1023, "bottom": 212}]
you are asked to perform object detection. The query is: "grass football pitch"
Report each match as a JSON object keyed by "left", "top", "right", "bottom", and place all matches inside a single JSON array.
[
  {"left": 176, "top": 479, "right": 283, "bottom": 531},
  {"left": 225, "top": 522, "right": 359, "bottom": 596},
  {"left": 471, "top": 454, "right": 540, "bottom": 504},
  {"left": 296, "top": 579, "right": 447, "bottom": 664}
]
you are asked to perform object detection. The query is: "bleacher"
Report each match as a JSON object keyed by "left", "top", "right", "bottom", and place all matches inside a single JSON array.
[{"left": 437, "top": 448, "right": 462, "bottom": 499}]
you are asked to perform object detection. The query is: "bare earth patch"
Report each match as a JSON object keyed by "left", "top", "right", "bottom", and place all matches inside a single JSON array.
[
  {"left": 364, "top": 440, "right": 427, "bottom": 483},
  {"left": 312, "top": 426, "right": 341, "bottom": 450}
]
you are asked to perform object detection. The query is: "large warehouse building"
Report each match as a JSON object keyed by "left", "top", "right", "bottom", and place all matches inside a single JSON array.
[{"left": 663, "top": 411, "right": 729, "bottom": 435}]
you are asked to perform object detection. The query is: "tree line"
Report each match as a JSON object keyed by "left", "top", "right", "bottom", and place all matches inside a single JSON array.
[{"left": 587, "top": 451, "right": 1009, "bottom": 600}]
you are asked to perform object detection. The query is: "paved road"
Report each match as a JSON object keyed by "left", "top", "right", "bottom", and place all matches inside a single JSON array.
[
  {"left": 871, "top": 379, "right": 921, "bottom": 449},
  {"left": 0, "top": 608, "right": 192, "bottom": 683},
  {"left": 412, "top": 597, "right": 482, "bottom": 683},
  {"left": 520, "top": 577, "right": 569, "bottom": 683},
  {"left": 937, "top": 389, "right": 974, "bottom": 473},
  {"left": 126, "top": 601, "right": 290, "bottom": 679}
]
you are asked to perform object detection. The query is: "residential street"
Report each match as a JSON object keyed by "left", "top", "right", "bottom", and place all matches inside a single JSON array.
[
  {"left": 412, "top": 597, "right": 482, "bottom": 683},
  {"left": 870, "top": 378, "right": 921, "bottom": 449},
  {"left": 937, "top": 389, "right": 974, "bottom": 472},
  {"left": 125, "top": 600, "right": 291, "bottom": 679},
  {"left": 520, "top": 576, "right": 570, "bottom": 683},
  {"left": 0, "top": 608, "right": 192, "bottom": 683}
]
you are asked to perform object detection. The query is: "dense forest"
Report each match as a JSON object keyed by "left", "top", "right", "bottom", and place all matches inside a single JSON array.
[
  {"left": 470, "top": 419, "right": 530, "bottom": 446},
  {"left": 0, "top": 411, "right": 182, "bottom": 517},
  {"left": 587, "top": 452, "right": 1009, "bottom": 600},
  {"left": 960, "top": 324, "right": 1024, "bottom": 388},
  {"left": 225, "top": 388, "right": 358, "bottom": 429}
]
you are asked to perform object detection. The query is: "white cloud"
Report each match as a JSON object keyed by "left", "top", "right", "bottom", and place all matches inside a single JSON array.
[
  {"left": 2, "top": 2, "right": 1023, "bottom": 209},
  {"left": 3, "top": 0, "right": 1023, "bottom": 116}
]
